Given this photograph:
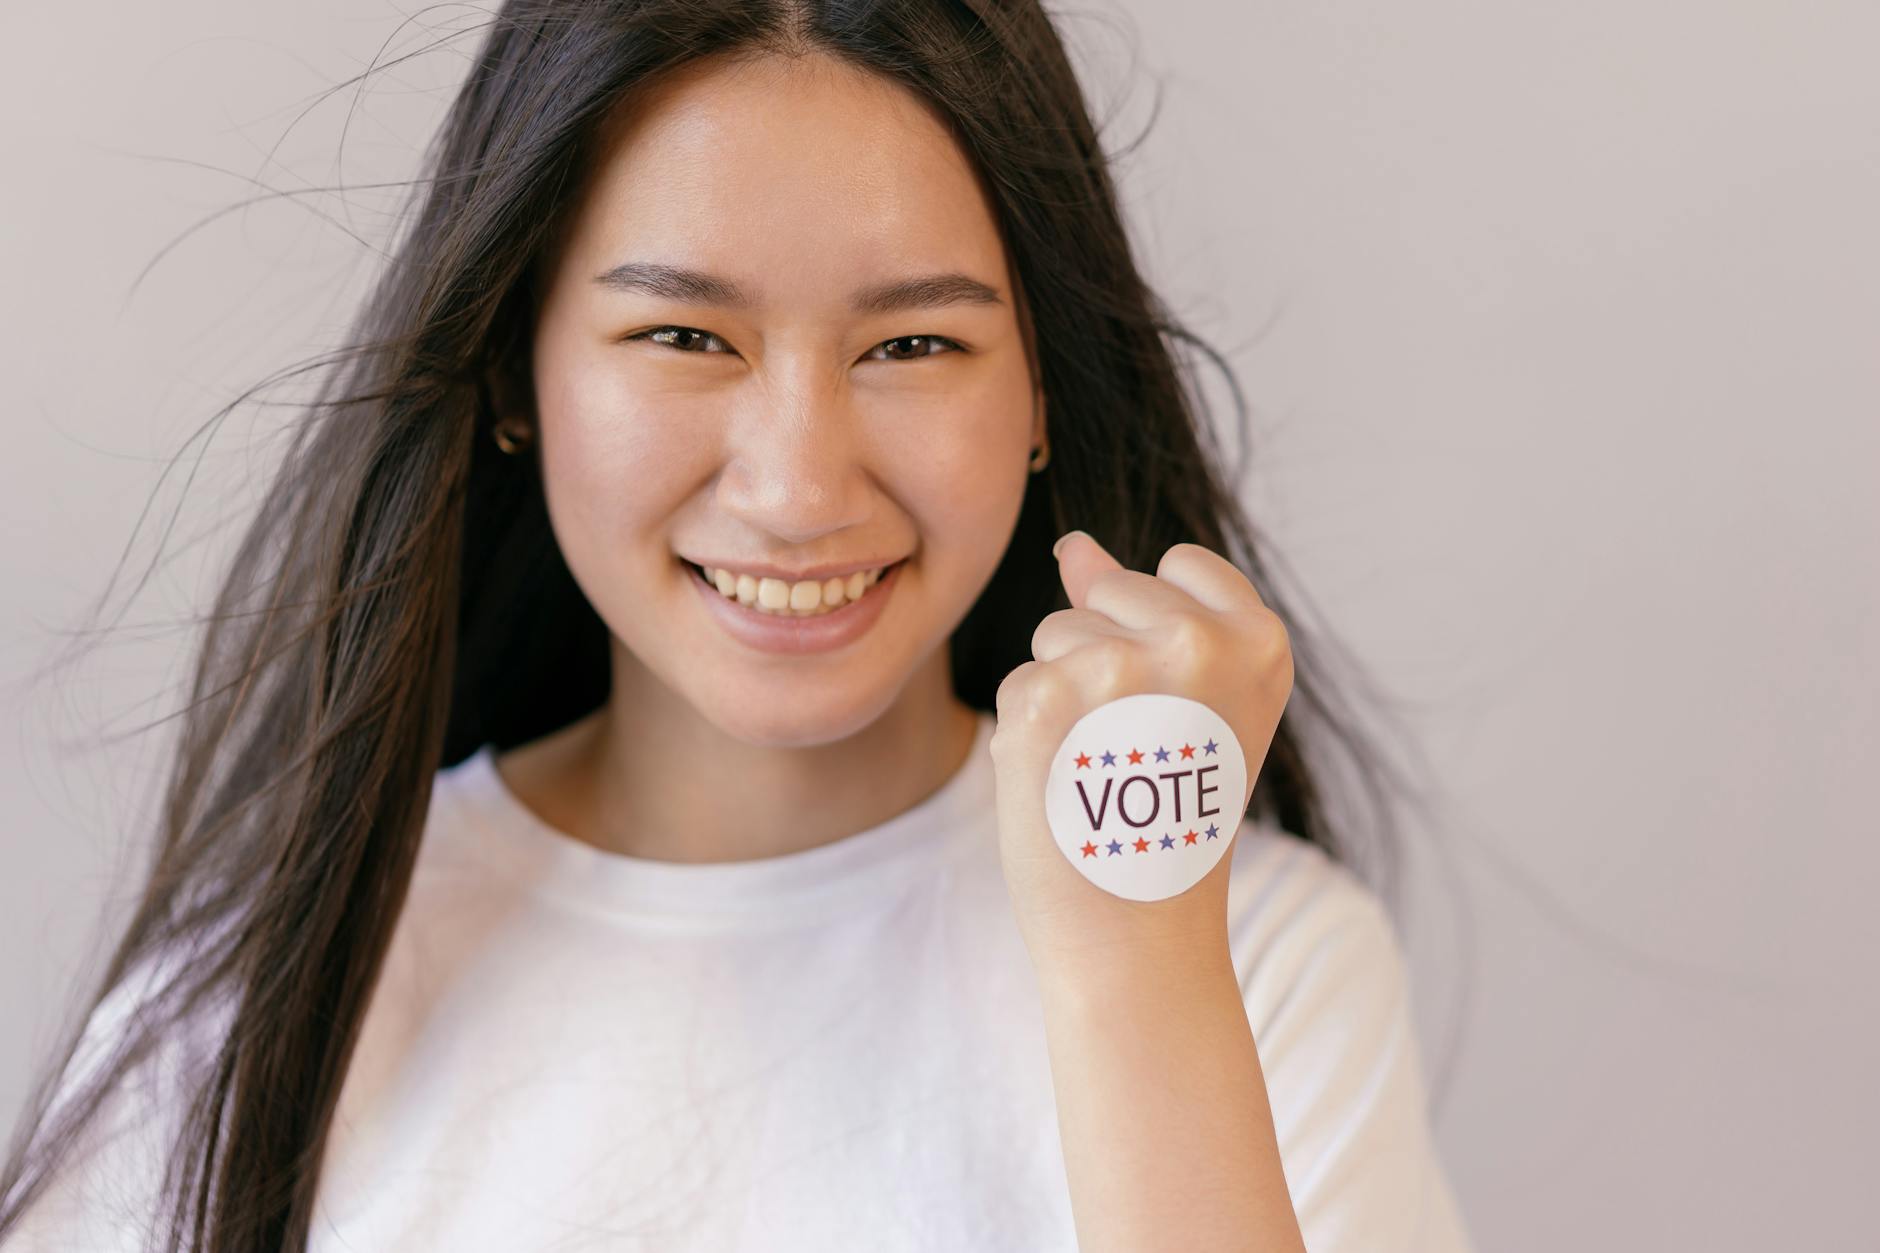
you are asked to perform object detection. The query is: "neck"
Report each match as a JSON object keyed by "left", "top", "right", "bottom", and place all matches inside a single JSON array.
[{"left": 504, "top": 648, "right": 981, "bottom": 865}]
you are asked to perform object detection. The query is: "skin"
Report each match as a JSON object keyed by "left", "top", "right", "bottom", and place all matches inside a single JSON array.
[
  {"left": 495, "top": 48, "right": 1308, "bottom": 1250},
  {"left": 999, "top": 531, "right": 1306, "bottom": 1251},
  {"left": 496, "top": 51, "right": 1043, "bottom": 863}
]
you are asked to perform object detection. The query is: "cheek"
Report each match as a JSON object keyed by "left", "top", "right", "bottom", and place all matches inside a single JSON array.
[
  {"left": 535, "top": 365, "right": 704, "bottom": 560},
  {"left": 874, "top": 368, "right": 1034, "bottom": 575},
  {"left": 863, "top": 343, "right": 1033, "bottom": 465}
]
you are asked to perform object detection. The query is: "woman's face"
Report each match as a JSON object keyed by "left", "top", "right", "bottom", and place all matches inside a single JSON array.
[{"left": 527, "top": 52, "right": 1042, "bottom": 744}]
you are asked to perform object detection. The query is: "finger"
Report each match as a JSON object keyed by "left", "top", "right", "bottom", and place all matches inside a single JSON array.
[
  {"left": 1154, "top": 542, "right": 1269, "bottom": 615},
  {"left": 1031, "top": 606, "right": 1136, "bottom": 663},
  {"left": 1083, "top": 569, "right": 1210, "bottom": 633},
  {"left": 1053, "top": 530, "right": 1123, "bottom": 610},
  {"left": 1057, "top": 531, "right": 1202, "bottom": 632}
]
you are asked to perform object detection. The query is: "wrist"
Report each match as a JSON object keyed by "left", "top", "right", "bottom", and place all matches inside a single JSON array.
[{"left": 1028, "top": 921, "right": 1238, "bottom": 1019}]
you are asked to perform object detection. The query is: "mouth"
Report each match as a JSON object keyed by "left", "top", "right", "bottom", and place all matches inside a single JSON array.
[
  {"left": 680, "top": 556, "right": 907, "bottom": 616},
  {"left": 679, "top": 554, "right": 908, "bottom": 655}
]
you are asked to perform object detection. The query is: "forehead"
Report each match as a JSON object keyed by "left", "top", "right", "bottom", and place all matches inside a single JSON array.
[{"left": 557, "top": 53, "right": 1010, "bottom": 305}]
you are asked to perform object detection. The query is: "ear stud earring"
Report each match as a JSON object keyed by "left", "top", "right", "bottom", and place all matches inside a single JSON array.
[{"left": 492, "top": 415, "right": 534, "bottom": 454}]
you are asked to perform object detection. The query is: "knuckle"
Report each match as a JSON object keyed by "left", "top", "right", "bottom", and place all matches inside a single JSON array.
[
  {"left": 1253, "top": 613, "right": 1295, "bottom": 689},
  {"left": 1251, "top": 609, "right": 1291, "bottom": 660},
  {"left": 1164, "top": 614, "right": 1214, "bottom": 664},
  {"left": 1077, "top": 637, "right": 1137, "bottom": 694},
  {"left": 993, "top": 660, "right": 1034, "bottom": 717},
  {"left": 1156, "top": 542, "right": 1206, "bottom": 577},
  {"left": 995, "top": 660, "right": 1071, "bottom": 728},
  {"left": 1146, "top": 616, "right": 1214, "bottom": 688},
  {"left": 1028, "top": 608, "right": 1074, "bottom": 658}
]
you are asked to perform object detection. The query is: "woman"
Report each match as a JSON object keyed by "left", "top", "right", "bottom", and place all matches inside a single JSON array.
[{"left": 0, "top": 1, "right": 1473, "bottom": 1249}]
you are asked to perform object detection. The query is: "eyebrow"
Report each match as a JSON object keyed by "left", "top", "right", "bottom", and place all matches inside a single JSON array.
[{"left": 591, "top": 262, "right": 1004, "bottom": 315}]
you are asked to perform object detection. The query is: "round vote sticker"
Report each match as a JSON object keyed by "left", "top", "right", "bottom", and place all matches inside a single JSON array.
[{"left": 1044, "top": 693, "right": 1249, "bottom": 902}]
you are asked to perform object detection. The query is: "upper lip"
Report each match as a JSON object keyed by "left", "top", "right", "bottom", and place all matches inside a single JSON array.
[{"left": 683, "top": 554, "right": 904, "bottom": 582}]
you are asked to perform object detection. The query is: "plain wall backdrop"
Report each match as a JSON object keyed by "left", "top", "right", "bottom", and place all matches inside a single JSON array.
[{"left": 4, "top": 2, "right": 1875, "bottom": 1249}]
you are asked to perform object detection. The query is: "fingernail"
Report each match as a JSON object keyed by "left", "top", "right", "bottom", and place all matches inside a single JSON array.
[{"left": 1053, "top": 530, "right": 1087, "bottom": 560}]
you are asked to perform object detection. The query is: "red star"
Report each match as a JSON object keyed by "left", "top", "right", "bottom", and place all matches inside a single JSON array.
[
  {"left": 1133, "top": 836, "right": 1150, "bottom": 852},
  {"left": 1178, "top": 742, "right": 1195, "bottom": 759},
  {"left": 1074, "top": 751, "right": 1092, "bottom": 768},
  {"left": 1126, "top": 747, "right": 1143, "bottom": 764},
  {"left": 1183, "top": 829, "right": 1198, "bottom": 845},
  {"left": 1081, "top": 842, "right": 1098, "bottom": 857}
]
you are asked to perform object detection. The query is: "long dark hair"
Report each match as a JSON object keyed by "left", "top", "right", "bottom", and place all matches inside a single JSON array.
[{"left": 0, "top": 1, "right": 1417, "bottom": 1247}]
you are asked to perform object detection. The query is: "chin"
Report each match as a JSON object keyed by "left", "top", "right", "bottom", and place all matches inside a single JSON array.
[{"left": 691, "top": 692, "right": 898, "bottom": 750}]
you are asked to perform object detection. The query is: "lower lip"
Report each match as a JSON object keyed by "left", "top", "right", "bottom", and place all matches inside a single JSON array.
[{"left": 684, "top": 557, "right": 904, "bottom": 655}]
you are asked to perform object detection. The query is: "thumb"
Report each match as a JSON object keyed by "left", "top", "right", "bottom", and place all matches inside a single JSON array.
[{"left": 1053, "top": 529, "right": 1124, "bottom": 610}]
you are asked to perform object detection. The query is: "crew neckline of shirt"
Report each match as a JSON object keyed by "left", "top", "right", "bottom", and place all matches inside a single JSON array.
[{"left": 437, "top": 709, "right": 997, "bottom": 925}]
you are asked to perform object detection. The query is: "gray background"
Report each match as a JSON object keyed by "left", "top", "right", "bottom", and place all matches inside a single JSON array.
[{"left": 5, "top": 3, "right": 1876, "bottom": 1249}]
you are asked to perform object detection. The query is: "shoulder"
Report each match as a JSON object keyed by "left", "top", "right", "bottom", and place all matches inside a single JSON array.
[
  {"left": 1221, "top": 819, "right": 1476, "bottom": 1251},
  {"left": 1224, "top": 817, "right": 1407, "bottom": 1040},
  {"left": 410, "top": 746, "right": 502, "bottom": 874}
]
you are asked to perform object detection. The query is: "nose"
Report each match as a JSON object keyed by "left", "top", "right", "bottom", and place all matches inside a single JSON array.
[{"left": 715, "top": 372, "right": 871, "bottom": 546}]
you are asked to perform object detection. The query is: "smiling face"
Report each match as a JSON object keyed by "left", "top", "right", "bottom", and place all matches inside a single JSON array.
[{"left": 525, "top": 51, "right": 1043, "bottom": 745}]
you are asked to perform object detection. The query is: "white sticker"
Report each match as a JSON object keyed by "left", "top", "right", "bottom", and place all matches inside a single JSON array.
[{"left": 1043, "top": 693, "right": 1248, "bottom": 902}]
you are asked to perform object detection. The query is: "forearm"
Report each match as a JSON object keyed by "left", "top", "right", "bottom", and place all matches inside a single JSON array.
[{"left": 1033, "top": 931, "right": 1307, "bottom": 1253}]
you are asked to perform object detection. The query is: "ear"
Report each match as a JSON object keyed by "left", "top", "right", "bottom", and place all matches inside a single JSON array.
[
  {"left": 1032, "top": 387, "right": 1048, "bottom": 448},
  {"left": 482, "top": 345, "right": 536, "bottom": 426}
]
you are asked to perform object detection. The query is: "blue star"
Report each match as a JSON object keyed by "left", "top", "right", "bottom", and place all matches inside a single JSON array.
[
  {"left": 1107, "top": 840, "right": 1123, "bottom": 855},
  {"left": 1154, "top": 745, "right": 1170, "bottom": 762},
  {"left": 1204, "top": 823, "right": 1220, "bottom": 840},
  {"left": 1099, "top": 750, "right": 1117, "bottom": 767},
  {"left": 1159, "top": 834, "right": 1175, "bottom": 849},
  {"left": 1203, "top": 738, "right": 1218, "bottom": 755}
]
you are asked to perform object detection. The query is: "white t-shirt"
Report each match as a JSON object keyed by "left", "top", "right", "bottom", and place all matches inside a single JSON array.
[{"left": 8, "top": 709, "right": 1474, "bottom": 1251}]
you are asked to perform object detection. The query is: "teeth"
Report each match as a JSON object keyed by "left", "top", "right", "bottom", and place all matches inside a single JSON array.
[{"left": 698, "top": 562, "right": 889, "bottom": 616}]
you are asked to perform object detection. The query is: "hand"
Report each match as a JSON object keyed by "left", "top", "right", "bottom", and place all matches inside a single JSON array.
[{"left": 989, "top": 530, "right": 1295, "bottom": 970}]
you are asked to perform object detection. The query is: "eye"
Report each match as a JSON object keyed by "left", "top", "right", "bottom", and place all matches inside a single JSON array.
[
  {"left": 628, "top": 325, "right": 731, "bottom": 353},
  {"left": 866, "top": 334, "right": 963, "bottom": 362},
  {"left": 625, "top": 327, "right": 963, "bottom": 361}
]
